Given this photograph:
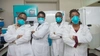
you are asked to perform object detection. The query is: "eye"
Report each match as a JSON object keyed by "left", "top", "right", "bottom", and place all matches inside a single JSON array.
[
  {"left": 71, "top": 15, "right": 79, "bottom": 18},
  {"left": 38, "top": 17, "right": 44, "bottom": 18}
]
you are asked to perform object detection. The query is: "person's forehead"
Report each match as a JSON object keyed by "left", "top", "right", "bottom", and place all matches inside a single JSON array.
[
  {"left": 19, "top": 14, "right": 26, "bottom": 18},
  {"left": 20, "top": 14, "right": 26, "bottom": 17},
  {"left": 39, "top": 14, "right": 44, "bottom": 16},
  {"left": 38, "top": 14, "right": 45, "bottom": 17},
  {"left": 56, "top": 13, "right": 62, "bottom": 16},
  {"left": 71, "top": 12, "right": 79, "bottom": 15}
]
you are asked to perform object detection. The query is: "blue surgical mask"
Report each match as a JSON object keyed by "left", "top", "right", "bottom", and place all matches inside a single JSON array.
[
  {"left": 56, "top": 17, "right": 62, "bottom": 23},
  {"left": 17, "top": 19, "right": 25, "bottom": 26},
  {"left": 71, "top": 16, "right": 80, "bottom": 24},
  {"left": 38, "top": 17, "right": 45, "bottom": 24}
]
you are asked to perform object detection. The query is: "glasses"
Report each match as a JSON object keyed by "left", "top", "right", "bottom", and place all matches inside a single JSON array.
[{"left": 18, "top": 17, "right": 26, "bottom": 21}]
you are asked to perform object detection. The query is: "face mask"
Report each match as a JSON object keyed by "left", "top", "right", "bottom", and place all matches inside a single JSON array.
[
  {"left": 38, "top": 17, "right": 45, "bottom": 24},
  {"left": 56, "top": 17, "right": 62, "bottom": 23},
  {"left": 17, "top": 19, "right": 25, "bottom": 26},
  {"left": 71, "top": 16, "right": 80, "bottom": 24}
]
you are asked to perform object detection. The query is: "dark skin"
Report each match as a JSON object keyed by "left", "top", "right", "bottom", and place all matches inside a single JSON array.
[
  {"left": 31, "top": 13, "right": 45, "bottom": 34},
  {"left": 70, "top": 12, "right": 81, "bottom": 45},
  {"left": 55, "top": 12, "right": 63, "bottom": 24},
  {"left": 13, "top": 14, "right": 27, "bottom": 43},
  {"left": 53, "top": 12, "right": 63, "bottom": 38},
  {"left": 17, "top": 14, "right": 27, "bottom": 39},
  {"left": 17, "top": 14, "right": 27, "bottom": 27},
  {"left": 37, "top": 13, "right": 45, "bottom": 19}
]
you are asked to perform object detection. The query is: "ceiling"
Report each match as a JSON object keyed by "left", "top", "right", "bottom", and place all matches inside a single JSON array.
[{"left": 89, "top": 1, "right": 100, "bottom": 6}]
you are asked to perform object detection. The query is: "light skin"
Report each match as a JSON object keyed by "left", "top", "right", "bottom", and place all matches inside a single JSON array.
[
  {"left": 70, "top": 12, "right": 81, "bottom": 45},
  {"left": 70, "top": 12, "right": 80, "bottom": 40}
]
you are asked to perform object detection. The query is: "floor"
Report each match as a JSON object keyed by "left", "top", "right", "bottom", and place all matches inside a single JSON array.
[{"left": 89, "top": 49, "right": 100, "bottom": 56}]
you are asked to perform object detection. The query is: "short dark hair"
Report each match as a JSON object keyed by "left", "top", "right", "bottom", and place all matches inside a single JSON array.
[
  {"left": 55, "top": 12, "right": 62, "bottom": 17},
  {"left": 37, "top": 11, "right": 45, "bottom": 17},
  {"left": 18, "top": 12, "right": 27, "bottom": 18},
  {"left": 69, "top": 9, "right": 80, "bottom": 18}
]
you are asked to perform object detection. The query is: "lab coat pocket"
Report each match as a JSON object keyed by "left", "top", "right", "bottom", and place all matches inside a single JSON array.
[
  {"left": 21, "top": 44, "right": 32, "bottom": 56},
  {"left": 35, "top": 44, "right": 44, "bottom": 54},
  {"left": 34, "top": 44, "right": 49, "bottom": 55}
]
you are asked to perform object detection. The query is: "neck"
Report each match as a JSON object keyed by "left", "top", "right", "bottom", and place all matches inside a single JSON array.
[
  {"left": 57, "top": 22, "right": 62, "bottom": 25},
  {"left": 17, "top": 24, "right": 21, "bottom": 27},
  {"left": 72, "top": 24, "right": 80, "bottom": 27}
]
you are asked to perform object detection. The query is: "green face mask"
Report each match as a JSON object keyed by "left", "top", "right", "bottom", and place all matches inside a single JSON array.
[
  {"left": 17, "top": 19, "right": 25, "bottom": 26},
  {"left": 56, "top": 17, "right": 62, "bottom": 23},
  {"left": 71, "top": 16, "right": 80, "bottom": 24}
]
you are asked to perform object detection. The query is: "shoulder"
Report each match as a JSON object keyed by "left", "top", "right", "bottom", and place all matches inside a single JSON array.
[
  {"left": 63, "top": 22, "right": 68, "bottom": 26},
  {"left": 63, "top": 24, "right": 71, "bottom": 31},
  {"left": 44, "top": 22, "right": 49, "bottom": 25},
  {"left": 7, "top": 24, "right": 16, "bottom": 29},
  {"left": 50, "top": 22, "right": 56, "bottom": 26},
  {"left": 81, "top": 25, "right": 88, "bottom": 29},
  {"left": 24, "top": 24, "right": 31, "bottom": 28},
  {"left": 43, "top": 22, "right": 49, "bottom": 27}
]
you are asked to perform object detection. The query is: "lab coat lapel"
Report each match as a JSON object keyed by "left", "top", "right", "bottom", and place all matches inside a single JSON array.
[
  {"left": 70, "top": 25, "right": 76, "bottom": 33},
  {"left": 33, "top": 23, "right": 39, "bottom": 31},
  {"left": 55, "top": 22, "right": 59, "bottom": 28},
  {"left": 55, "top": 22, "right": 64, "bottom": 30},
  {"left": 70, "top": 25, "right": 83, "bottom": 33},
  {"left": 59, "top": 22, "right": 64, "bottom": 28},
  {"left": 54, "top": 22, "right": 60, "bottom": 33},
  {"left": 37, "top": 23, "right": 44, "bottom": 30},
  {"left": 77, "top": 25, "right": 83, "bottom": 34},
  {"left": 16, "top": 25, "right": 25, "bottom": 35}
]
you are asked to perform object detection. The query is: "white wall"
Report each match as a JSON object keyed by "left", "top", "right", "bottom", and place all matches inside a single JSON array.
[{"left": 0, "top": 0, "right": 24, "bottom": 27}]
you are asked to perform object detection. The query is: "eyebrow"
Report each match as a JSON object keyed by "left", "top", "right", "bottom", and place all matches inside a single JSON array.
[{"left": 56, "top": 15, "right": 62, "bottom": 16}]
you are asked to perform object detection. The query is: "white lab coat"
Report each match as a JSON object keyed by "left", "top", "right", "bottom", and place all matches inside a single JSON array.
[
  {"left": 50, "top": 22, "right": 67, "bottom": 56},
  {"left": 62, "top": 24, "right": 92, "bottom": 56},
  {"left": 31, "top": 22, "right": 50, "bottom": 56},
  {"left": 4, "top": 24, "right": 33, "bottom": 56}
]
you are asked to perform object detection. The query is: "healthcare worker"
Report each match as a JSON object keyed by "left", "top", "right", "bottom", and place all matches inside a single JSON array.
[
  {"left": 4, "top": 12, "right": 33, "bottom": 56},
  {"left": 62, "top": 9, "right": 92, "bottom": 56},
  {"left": 31, "top": 11, "right": 50, "bottom": 56},
  {"left": 50, "top": 12, "right": 67, "bottom": 56}
]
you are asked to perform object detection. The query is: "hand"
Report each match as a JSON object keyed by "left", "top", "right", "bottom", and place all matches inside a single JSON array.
[
  {"left": 60, "top": 36, "right": 62, "bottom": 38},
  {"left": 12, "top": 40, "right": 16, "bottom": 44},
  {"left": 17, "top": 35, "right": 23, "bottom": 39},
  {"left": 53, "top": 32, "right": 55, "bottom": 34},
  {"left": 31, "top": 31, "right": 35, "bottom": 34}
]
